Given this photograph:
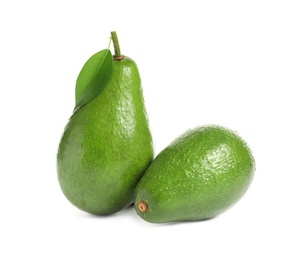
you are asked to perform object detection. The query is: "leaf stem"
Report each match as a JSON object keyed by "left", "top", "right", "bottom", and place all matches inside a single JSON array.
[
  {"left": 107, "top": 37, "right": 112, "bottom": 50},
  {"left": 111, "top": 31, "right": 124, "bottom": 60}
]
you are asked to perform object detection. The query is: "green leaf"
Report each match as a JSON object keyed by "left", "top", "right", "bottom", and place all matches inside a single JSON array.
[{"left": 74, "top": 49, "right": 113, "bottom": 111}]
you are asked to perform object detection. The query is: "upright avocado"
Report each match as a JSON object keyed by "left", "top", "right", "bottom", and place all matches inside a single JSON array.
[
  {"left": 57, "top": 32, "right": 153, "bottom": 215},
  {"left": 134, "top": 125, "right": 255, "bottom": 223}
]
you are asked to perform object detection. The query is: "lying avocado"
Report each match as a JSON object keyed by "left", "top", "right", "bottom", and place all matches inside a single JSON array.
[{"left": 135, "top": 125, "right": 255, "bottom": 223}]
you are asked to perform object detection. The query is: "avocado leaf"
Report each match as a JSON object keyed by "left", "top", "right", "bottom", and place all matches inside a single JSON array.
[{"left": 74, "top": 49, "right": 113, "bottom": 111}]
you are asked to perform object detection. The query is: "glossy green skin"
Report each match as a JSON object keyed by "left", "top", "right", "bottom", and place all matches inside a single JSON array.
[
  {"left": 57, "top": 57, "right": 153, "bottom": 215},
  {"left": 134, "top": 125, "right": 255, "bottom": 223}
]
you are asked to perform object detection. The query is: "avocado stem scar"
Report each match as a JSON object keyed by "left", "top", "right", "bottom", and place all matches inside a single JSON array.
[
  {"left": 138, "top": 201, "right": 148, "bottom": 213},
  {"left": 113, "top": 55, "right": 124, "bottom": 61}
]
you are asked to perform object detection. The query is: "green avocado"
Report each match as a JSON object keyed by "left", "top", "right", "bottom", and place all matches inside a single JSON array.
[
  {"left": 134, "top": 125, "right": 255, "bottom": 223},
  {"left": 57, "top": 55, "right": 153, "bottom": 215}
]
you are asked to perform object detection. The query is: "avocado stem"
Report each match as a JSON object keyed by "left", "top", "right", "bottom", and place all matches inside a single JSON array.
[
  {"left": 111, "top": 31, "right": 124, "bottom": 60},
  {"left": 138, "top": 201, "right": 148, "bottom": 213}
]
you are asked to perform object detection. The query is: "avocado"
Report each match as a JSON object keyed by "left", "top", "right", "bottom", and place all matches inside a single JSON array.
[
  {"left": 57, "top": 33, "right": 153, "bottom": 215},
  {"left": 134, "top": 125, "right": 255, "bottom": 223}
]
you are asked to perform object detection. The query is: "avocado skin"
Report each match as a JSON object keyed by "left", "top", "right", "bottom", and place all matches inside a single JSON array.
[
  {"left": 134, "top": 125, "right": 255, "bottom": 223},
  {"left": 57, "top": 57, "right": 153, "bottom": 215}
]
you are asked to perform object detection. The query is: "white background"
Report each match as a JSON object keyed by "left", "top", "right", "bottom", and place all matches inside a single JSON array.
[{"left": 1, "top": 0, "right": 291, "bottom": 259}]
